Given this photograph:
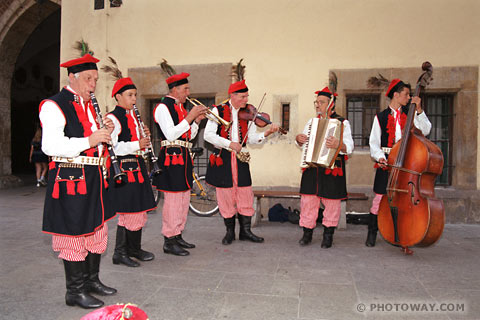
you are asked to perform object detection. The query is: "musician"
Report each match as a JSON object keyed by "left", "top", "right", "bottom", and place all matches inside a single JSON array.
[
  {"left": 106, "top": 77, "right": 156, "bottom": 267},
  {"left": 152, "top": 72, "right": 207, "bottom": 256},
  {"left": 366, "top": 79, "right": 431, "bottom": 247},
  {"left": 204, "top": 80, "right": 279, "bottom": 245},
  {"left": 295, "top": 87, "right": 354, "bottom": 249},
  {"left": 39, "top": 54, "right": 117, "bottom": 309}
]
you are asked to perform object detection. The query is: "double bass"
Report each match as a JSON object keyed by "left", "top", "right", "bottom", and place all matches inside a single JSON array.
[{"left": 377, "top": 62, "right": 445, "bottom": 255}]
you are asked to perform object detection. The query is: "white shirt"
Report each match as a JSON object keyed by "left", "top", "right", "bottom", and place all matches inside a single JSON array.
[
  {"left": 204, "top": 101, "right": 266, "bottom": 149},
  {"left": 153, "top": 96, "right": 199, "bottom": 141},
  {"left": 369, "top": 107, "right": 432, "bottom": 161},
  {"left": 106, "top": 108, "right": 142, "bottom": 156},
  {"left": 40, "top": 86, "right": 103, "bottom": 157},
  {"left": 298, "top": 117, "right": 354, "bottom": 155}
]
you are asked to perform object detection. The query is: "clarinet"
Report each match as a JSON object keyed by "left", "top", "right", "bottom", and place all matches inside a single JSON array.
[
  {"left": 90, "top": 92, "right": 126, "bottom": 184},
  {"left": 132, "top": 104, "right": 162, "bottom": 175}
]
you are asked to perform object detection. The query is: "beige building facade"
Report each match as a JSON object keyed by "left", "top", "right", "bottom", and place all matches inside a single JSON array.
[{"left": 1, "top": 0, "right": 479, "bottom": 221}]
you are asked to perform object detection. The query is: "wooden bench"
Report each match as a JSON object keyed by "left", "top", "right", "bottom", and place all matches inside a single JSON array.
[{"left": 251, "top": 190, "right": 368, "bottom": 229}]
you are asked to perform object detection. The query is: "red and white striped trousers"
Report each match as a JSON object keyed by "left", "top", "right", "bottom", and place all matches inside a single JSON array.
[
  {"left": 52, "top": 224, "right": 108, "bottom": 261},
  {"left": 161, "top": 190, "right": 190, "bottom": 238},
  {"left": 117, "top": 212, "right": 147, "bottom": 231},
  {"left": 299, "top": 195, "right": 341, "bottom": 229},
  {"left": 370, "top": 193, "right": 383, "bottom": 215},
  {"left": 216, "top": 152, "right": 254, "bottom": 218}
]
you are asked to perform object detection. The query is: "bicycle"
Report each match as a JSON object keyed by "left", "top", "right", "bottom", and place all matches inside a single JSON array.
[
  {"left": 189, "top": 147, "right": 219, "bottom": 217},
  {"left": 148, "top": 147, "right": 219, "bottom": 217}
]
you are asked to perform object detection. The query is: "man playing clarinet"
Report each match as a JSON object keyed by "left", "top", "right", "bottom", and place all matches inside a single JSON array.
[
  {"left": 106, "top": 77, "right": 156, "bottom": 267},
  {"left": 39, "top": 54, "right": 117, "bottom": 309}
]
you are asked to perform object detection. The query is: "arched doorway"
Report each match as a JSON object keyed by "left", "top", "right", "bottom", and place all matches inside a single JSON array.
[{"left": 0, "top": 0, "right": 60, "bottom": 187}]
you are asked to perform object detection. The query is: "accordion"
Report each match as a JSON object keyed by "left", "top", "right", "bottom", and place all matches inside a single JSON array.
[{"left": 300, "top": 118, "right": 344, "bottom": 169}]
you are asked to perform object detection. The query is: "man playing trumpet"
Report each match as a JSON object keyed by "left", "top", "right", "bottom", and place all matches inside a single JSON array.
[
  {"left": 204, "top": 80, "right": 279, "bottom": 245},
  {"left": 152, "top": 72, "right": 207, "bottom": 256}
]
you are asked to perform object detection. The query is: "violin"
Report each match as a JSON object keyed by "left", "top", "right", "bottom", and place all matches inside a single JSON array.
[{"left": 238, "top": 104, "right": 288, "bottom": 135}]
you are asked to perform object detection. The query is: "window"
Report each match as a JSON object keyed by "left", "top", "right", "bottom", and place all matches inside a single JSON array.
[
  {"left": 422, "top": 93, "right": 454, "bottom": 186},
  {"left": 346, "top": 94, "right": 380, "bottom": 146},
  {"left": 281, "top": 103, "right": 290, "bottom": 132},
  {"left": 94, "top": 0, "right": 104, "bottom": 10}
]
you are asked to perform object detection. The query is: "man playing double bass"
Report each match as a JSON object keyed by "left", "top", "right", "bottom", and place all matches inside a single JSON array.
[
  {"left": 204, "top": 80, "right": 279, "bottom": 245},
  {"left": 366, "top": 79, "right": 432, "bottom": 247}
]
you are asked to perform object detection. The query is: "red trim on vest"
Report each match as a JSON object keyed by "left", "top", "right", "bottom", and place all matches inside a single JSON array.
[
  {"left": 174, "top": 103, "right": 191, "bottom": 140},
  {"left": 386, "top": 109, "right": 407, "bottom": 147}
]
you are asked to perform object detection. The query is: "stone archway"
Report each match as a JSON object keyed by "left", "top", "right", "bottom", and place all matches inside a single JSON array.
[{"left": 0, "top": 0, "right": 60, "bottom": 188}]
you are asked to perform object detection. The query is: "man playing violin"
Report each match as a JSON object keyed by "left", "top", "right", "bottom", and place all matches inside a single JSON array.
[
  {"left": 152, "top": 72, "right": 207, "bottom": 256},
  {"left": 106, "top": 77, "right": 156, "bottom": 267},
  {"left": 295, "top": 87, "right": 354, "bottom": 249},
  {"left": 366, "top": 79, "right": 431, "bottom": 247},
  {"left": 204, "top": 80, "right": 279, "bottom": 245}
]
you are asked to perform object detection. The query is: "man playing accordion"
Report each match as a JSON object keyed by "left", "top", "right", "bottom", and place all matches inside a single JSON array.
[{"left": 295, "top": 87, "right": 354, "bottom": 249}]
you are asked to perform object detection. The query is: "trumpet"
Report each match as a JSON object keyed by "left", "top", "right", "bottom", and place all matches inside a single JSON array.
[{"left": 186, "top": 97, "right": 232, "bottom": 131}]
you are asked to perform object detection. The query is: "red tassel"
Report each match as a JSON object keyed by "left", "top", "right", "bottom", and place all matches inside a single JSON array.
[
  {"left": 178, "top": 154, "right": 184, "bottom": 165},
  {"left": 49, "top": 161, "right": 56, "bottom": 170},
  {"left": 172, "top": 154, "right": 179, "bottom": 165},
  {"left": 215, "top": 155, "right": 223, "bottom": 166},
  {"left": 66, "top": 180, "right": 76, "bottom": 195},
  {"left": 209, "top": 154, "right": 216, "bottom": 166},
  {"left": 52, "top": 181, "right": 60, "bottom": 199},
  {"left": 164, "top": 155, "right": 170, "bottom": 166},
  {"left": 332, "top": 168, "right": 338, "bottom": 176},
  {"left": 344, "top": 155, "right": 349, "bottom": 161},
  {"left": 77, "top": 179, "right": 87, "bottom": 194},
  {"left": 338, "top": 168, "right": 344, "bottom": 176},
  {"left": 127, "top": 170, "right": 135, "bottom": 183},
  {"left": 137, "top": 171, "right": 144, "bottom": 184},
  {"left": 325, "top": 169, "right": 332, "bottom": 175}
]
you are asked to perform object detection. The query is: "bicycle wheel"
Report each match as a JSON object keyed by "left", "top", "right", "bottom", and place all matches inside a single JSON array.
[{"left": 189, "top": 175, "right": 219, "bottom": 217}]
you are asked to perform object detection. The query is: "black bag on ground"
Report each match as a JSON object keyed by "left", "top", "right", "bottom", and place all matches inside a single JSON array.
[
  {"left": 268, "top": 203, "right": 289, "bottom": 222},
  {"left": 346, "top": 213, "right": 370, "bottom": 225}
]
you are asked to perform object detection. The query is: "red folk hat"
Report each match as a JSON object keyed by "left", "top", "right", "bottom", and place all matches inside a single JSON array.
[
  {"left": 60, "top": 53, "right": 99, "bottom": 74},
  {"left": 80, "top": 303, "right": 148, "bottom": 320},
  {"left": 166, "top": 72, "right": 190, "bottom": 89},
  {"left": 228, "top": 79, "right": 248, "bottom": 94},
  {"left": 111, "top": 77, "right": 137, "bottom": 97},
  {"left": 315, "top": 87, "right": 338, "bottom": 98},
  {"left": 385, "top": 78, "right": 405, "bottom": 98}
]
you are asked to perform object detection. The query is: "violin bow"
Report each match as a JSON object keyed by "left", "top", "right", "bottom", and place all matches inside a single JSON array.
[{"left": 240, "top": 93, "right": 267, "bottom": 146}]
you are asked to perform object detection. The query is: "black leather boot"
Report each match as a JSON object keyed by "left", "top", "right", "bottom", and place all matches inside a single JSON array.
[
  {"left": 299, "top": 227, "right": 313, "bottom": 246},
  {"left": 127, "top": 228, "right": 155, "bottom": 261},
  {"left": 222, "top": 216, "right": 236, "bottom": 245},
  {"left": 163, "top": 236, "right": 189, "bottom": 256},
  {"left": 84, "top": 253, "right": 117, "bottom": 296},
  {"left": 321, "top": 226, "right": 335, "bottom": 249},
  {"left": 175, "top": 233, "right": 195, "bottom": 249},
  {"left": 365, "top": 213, "right": 378, "bottom": 247},
  {"left": 63, "top": 260, "right": 104, "bottom": 309},
  {"left": 112, "top": 226, "right": 140, "bottom": 267},
  {"left": 238, "top": 214, "right": 264, "bottom": 243}
]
